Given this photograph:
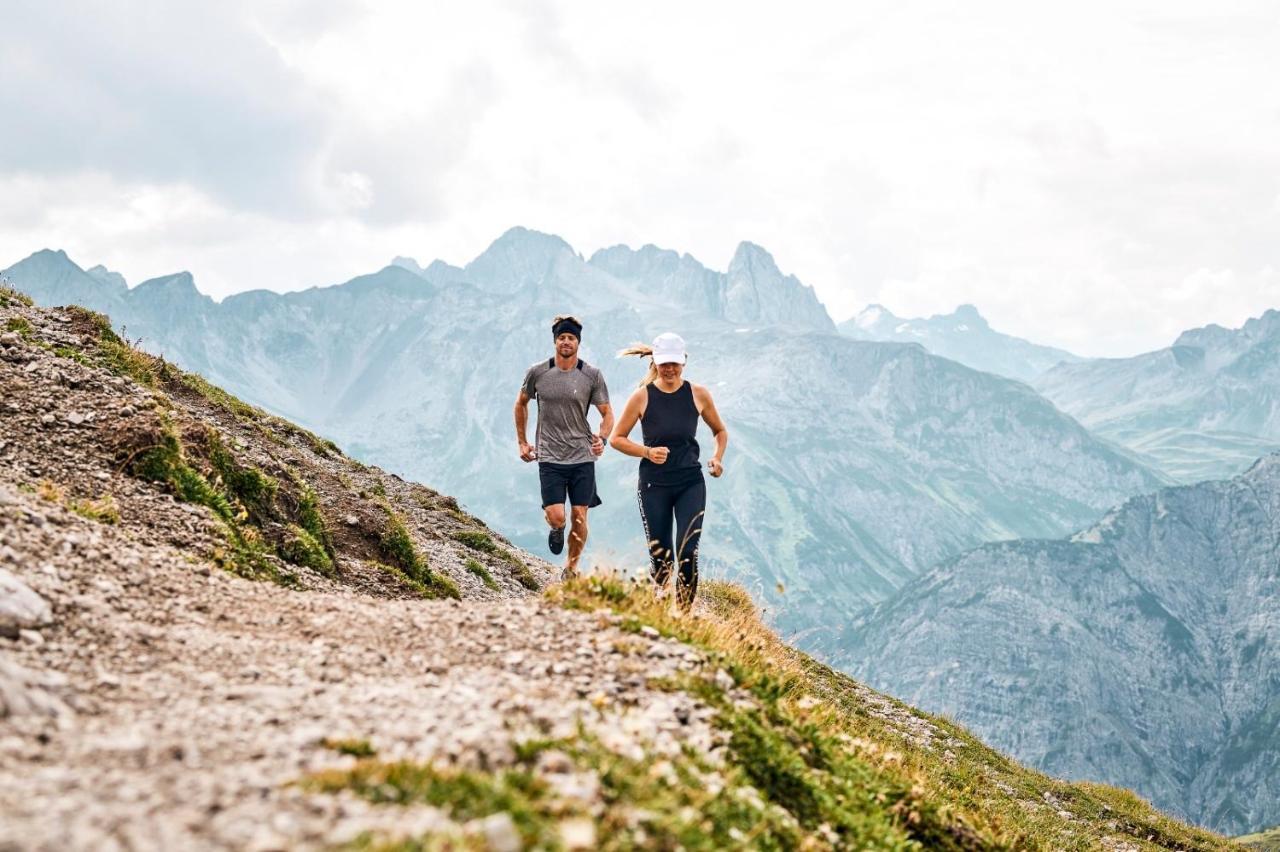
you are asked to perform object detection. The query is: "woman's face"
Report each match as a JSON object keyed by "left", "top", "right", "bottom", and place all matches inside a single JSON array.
[{"left": 657, "top": 360, "right": 683, "bottom": 382}]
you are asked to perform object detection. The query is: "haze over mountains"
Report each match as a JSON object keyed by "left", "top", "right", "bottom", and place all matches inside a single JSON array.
[
  {"left": 4, "top": 231, "right": 1159, "bottom": 643},
  {"left": 839, "top": 303, "right": 1083, "bottom": 383},
  {"left": 841, "top": 452, "right": 1280, "bottom": 835}
]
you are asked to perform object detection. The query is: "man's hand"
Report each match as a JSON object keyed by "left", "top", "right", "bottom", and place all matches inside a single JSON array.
[
  {"left": 707, "top": 458, "right": 724, "bottom": 478},
  {"left": 647, "top": 446, "right": 670, "bottom": 464},
  {"left": 519, "top": 441, "right": 537, "bottom": 462},
  {"left": 591, "top": 433, "right": 605, "bottom": 457}
]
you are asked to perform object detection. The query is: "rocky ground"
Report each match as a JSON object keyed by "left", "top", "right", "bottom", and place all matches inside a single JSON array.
[{"left": 0, "top": 479, "right": 718, "bottom": 850}]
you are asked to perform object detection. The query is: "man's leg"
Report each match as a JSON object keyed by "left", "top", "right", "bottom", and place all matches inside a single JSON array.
[
  {"left": 566, "top": 505, "right": 589, "bottom": 575},
  {"left": 539, "top": 463, "right": 568, "bottom": 555}
]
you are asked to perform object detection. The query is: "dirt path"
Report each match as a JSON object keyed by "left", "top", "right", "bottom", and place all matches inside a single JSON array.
[{"left": 0, "top": 481, "right": 717, "bottom": 850}]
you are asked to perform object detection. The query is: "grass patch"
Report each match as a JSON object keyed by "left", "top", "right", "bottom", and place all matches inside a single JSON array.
[
  {"left": 464, "top": 558, "right": 499, "bottom": 591},
  {"left": 32, "top": 479, "right": 119, "bottom": 523},
  {"left": 1239, "top": 826, "right": 1280, "bottom": 851},
  {"left": 303, "top": 724, "right": 937, "bottom": 851},
  {"left": 35, "top": 479, "right": 65, "bottom": 503},
  {"left": 306, "top": 760, "right": 555, "bottom": 848},
  {"left": 69, "top": 493, "right": 120, "bottom": 525},
  {"left": 280, "top": 523, "right": 334, "bottom": 575},
  {"left": 125, "top": 415, "right": 296, "bottom": 586},
  {"left": 378, "top": 504, "right": 459, "bottom": 599},
  {"left": 182, "top": 371, "right": 264, "bottom": 420},
  {"left": 206, "top": 431, "right": 277, "bottom": 516},
  {"left": 53, "top": 345, "right": 91, "bottom": 365},
  {"left": 321, "top": 737, "right": 377, "bottom": 758},
  {"left": 5, "top": 316, "right": 33, "bottom": 339},
  {"left": 452, "top": 529, "right": 499, "bottom": 553},
  {"left": 366, "top": 561, "right": 444, "bottom": 600},
  {"left": 452, "top": 530, "right": 538, "bottom": 591},
  {"left": 307, "top": 433, "right": 344, "bottom": 458},
  {"left": 0, "top": 285, "right": 34, "bottom": 307},
  {"left": 544, "top": 575, "right": 1227, "bottom": 852}
]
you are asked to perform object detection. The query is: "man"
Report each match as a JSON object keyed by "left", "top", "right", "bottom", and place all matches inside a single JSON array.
[{"left": 514, "top": 314, "right": 613, "bottom": 578}]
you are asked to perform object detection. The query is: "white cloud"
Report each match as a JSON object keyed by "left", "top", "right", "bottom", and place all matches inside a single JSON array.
[{"left": 2, "top": 0, "right": 1279, "bottom": 356}]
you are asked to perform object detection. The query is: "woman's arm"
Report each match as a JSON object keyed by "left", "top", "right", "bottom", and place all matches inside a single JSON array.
[
  {"left": 610, "top": 388, "right": 666, "bottom": 462},
  {"left": 694, "top": 385, "right": 728, "bottom": 477}
]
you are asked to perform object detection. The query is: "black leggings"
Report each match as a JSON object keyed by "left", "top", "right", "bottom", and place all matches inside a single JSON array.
[{"left": 636, "top": 476, "right": 706, "bottom": 607}]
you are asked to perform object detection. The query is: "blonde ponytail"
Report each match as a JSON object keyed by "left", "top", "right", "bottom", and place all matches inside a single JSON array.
[{"left": 618, "top": 343, "right": 659, "bottom": 387}]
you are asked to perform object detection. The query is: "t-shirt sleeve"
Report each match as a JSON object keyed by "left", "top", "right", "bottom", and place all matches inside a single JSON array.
[
  {"left": 521, "top": 365, "right": 539, "bottom": 398},
  {"left": 590, "top": 368, "right": 610, "bottom": 406}
]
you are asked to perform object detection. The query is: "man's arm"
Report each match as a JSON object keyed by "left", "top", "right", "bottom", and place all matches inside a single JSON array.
[
  {"left": 591, "top": 403, "right": 615, "bottom": 456},
  {"left": 589, "top": 370, "right": 612, "bottom": 456},
  {"left": 514, "top": 390, "right": 536, "bottom": 462}
]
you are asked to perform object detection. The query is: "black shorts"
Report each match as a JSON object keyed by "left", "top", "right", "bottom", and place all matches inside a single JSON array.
[{"left": 539, "top": 462, "right": 602, "bottom": 508}]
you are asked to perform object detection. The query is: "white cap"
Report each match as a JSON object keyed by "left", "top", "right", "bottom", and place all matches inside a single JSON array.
[{"left": 652, "top": 332, "right": 686, "bottom": 365}]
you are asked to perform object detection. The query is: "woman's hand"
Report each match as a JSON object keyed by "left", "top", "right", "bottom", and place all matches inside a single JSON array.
[
  {"left": 707, "top": 458, "right": 723, "bottom": 478},
  {"left": 647, "top": 446, "right": 670, "bottom": 464}
]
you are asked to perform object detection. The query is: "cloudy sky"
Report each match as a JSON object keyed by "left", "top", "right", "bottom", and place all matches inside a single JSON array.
[{"left": 2, "top": 0, "right": 1277, "bottom": 356}]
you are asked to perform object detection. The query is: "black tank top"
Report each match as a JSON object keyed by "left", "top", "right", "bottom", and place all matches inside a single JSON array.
[{"left": 639, "top": 381, "right": 702, "bottom": 485}]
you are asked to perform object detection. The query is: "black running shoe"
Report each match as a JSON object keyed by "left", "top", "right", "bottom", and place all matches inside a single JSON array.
[{"left": 548, "top": 526, "right": 565, "bottom": 555}]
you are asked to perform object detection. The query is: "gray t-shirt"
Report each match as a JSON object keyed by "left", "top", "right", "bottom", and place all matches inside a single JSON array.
[{"left": 522, "top": 358, "right": 610, "bottom": 464}]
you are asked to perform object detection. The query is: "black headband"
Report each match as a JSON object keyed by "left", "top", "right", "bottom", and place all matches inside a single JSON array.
[{"left": 552, "top": 318, "right": 582, "bottom": 340}]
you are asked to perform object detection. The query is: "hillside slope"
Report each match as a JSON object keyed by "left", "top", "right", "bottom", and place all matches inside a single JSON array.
[
  {"left": 0, "top": 293, "right": 1228, "bottom": 849},
  {"left": 840, "top": 451, "right": 1280, "bottom": 835}
]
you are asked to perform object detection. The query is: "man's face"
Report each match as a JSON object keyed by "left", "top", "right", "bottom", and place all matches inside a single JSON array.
[
  {"left": 556, "top": 333, "right": 579, "bottom": 359},
  {"left": 657, "top": 360, "right": 683, "bottom": 382}
]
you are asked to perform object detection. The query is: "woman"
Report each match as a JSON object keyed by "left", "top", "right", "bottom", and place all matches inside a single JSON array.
[{"left": 610, "top": 332, "right": 728, "bottom": 610}]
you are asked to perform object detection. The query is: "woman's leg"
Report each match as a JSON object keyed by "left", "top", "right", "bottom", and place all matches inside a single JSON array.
[
  {"left": 637, "top": 482, "right": 676, "bottom": 586},
  {"left": 672, "top": 478, "right": 707, "bottom": 609}
]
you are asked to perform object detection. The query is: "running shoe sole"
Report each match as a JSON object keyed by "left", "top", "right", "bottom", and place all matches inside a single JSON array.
[{"left": 548, "top": 526, "right": 565, "bottom": 555}]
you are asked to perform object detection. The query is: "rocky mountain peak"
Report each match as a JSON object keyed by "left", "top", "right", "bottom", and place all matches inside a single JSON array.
[
  {"left": 723, "top": 241, "right": 834, "bottom": 330},
  {"left": 85, "top": 265, "right": 127, "bottom": 291},
  {"left": 390, "top": 256, "right": 427, "bottom": 277},
  {"left": 463, "top": 227, "right": 578, "bottom": 292},
  {"left": 133, "top": 271, "right": 198, "bottom": 295},
  {"left": 950, "top": 304, "right": 988, "bottom": 328}
]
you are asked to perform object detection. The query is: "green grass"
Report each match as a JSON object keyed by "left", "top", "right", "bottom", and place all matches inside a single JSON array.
[
  {"left": 1239, "top": 826, "right": 1280, "bottom": 851},
  {"left": 452, "top": 530, "right": 539, "bottom": 590},
  {"left": 0, "top": 285, "right": 34, "bottom": 307},
  {"left": 68, "top": 493, "right": 120, "bottom": 525},
  {"left": 182, "top": 371, "right": 264, "bottom": 420},
  {"left": 280, "top": 524, "right": 334, "bottom": 575},
  {"left": 451, "top": 529, "right": 498, "bottom": 553},
  {"left": 538, "top": 575, "right": 1228, "bottom": 852},
  {"left": 379, "top": 504, "right": 460, "bottom": 599},
  {"left": 321, "top": 737, "right": 377, "bottom": 758},
  {"left": 463, "top": 558, "right": 499, "bottom": 591},
  {"left": 126, "top": 415, "right": 298, "bottom": 586},
  {"left": 53, "top": 345, "right": 91, "bottom": 365},
  {"left": 4, "top": 316, "right": 33, "bottom": 339}
]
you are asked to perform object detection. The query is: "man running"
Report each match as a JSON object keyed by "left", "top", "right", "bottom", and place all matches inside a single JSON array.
[{"left": 514, "top": 315, "right": 613, "bottom": 578}]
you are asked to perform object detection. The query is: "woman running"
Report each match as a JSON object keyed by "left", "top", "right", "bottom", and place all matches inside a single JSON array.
[{"left": 610, "top": 332, "right": 728, "bottom": 610}]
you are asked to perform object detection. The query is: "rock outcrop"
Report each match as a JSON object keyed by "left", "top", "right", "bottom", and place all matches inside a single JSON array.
[{"left": 841, "top": 453, "right": 1280, "bottom": 834}]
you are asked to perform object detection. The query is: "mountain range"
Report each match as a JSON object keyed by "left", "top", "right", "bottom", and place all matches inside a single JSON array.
[
  {"left": 840, "top": 452, "right": 1280, "bottom": 834},
  {"left": 839, "top": 303, "right": 1082, "bottom": 383},
  {"left": 3, "top": 233, "right": 1161, "bottom": 643},
  {"left": 1035, "top": 313, "right": 1280, "bottom": 483}
]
